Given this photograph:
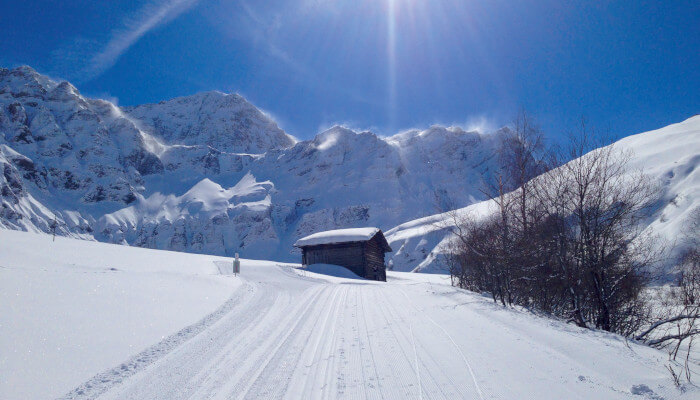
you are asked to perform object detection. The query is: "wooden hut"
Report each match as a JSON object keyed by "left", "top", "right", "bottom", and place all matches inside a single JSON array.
[{"left": 294, "top": 227, "right": 392, "bottom": 281}]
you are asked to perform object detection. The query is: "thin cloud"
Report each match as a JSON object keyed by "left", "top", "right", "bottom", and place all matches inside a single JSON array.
[{"left": 54, "top": 0, "right": 200, "bottom": 82}]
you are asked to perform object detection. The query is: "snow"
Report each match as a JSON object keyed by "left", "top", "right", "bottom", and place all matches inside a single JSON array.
[
  {"left": 1, "top": 229, "right": 695, "bottom": 399},
  {"left": 617, "top": 115, "right": 700, "bottom": 263},
  {"left": 387, "top": 115, "right": 700, "bottom": 273},
  {"left": 294, "top": 227, "right": 380, "bottom": 247},
  {"left": 96, "top": 172, "right": 276, "bottom": 255},
  {"left": 2, "top": 65, "right": 508, "bottom": 261},
  {"left": 123, "top": 90, "right": 296, "bottom": 154},
  {"left": 0, "top": 229, "right": 240, "bottom": 400},
  {"left": 109, "top": 175, "right": 273, "bottom": 223},
  {"left": 296, "top": 263, "right": 365, "bottom": 280}
]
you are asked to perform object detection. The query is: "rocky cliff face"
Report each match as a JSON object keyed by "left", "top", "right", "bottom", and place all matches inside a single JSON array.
[{"left": 0, "top": 66, "right": 505, "bottom": 265}]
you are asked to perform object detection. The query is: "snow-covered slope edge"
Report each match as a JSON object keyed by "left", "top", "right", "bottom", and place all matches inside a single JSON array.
[{"left": 387, "top": 115, "right": 700, "bottom": 273}]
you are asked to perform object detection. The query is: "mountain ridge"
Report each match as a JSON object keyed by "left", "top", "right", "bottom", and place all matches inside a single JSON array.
[
  {"left": 1, "top": 65, "right": 696, "bottom": 269},
  {"left": 0, "top": 65, "right": 506, "bottom": 264}
]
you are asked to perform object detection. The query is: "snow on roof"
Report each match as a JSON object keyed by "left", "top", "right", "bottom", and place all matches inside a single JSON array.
[{"left": 294, "top": 227, "right": 381, "bottom": 247}]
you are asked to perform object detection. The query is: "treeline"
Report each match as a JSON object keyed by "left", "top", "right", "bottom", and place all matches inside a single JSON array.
[{"left": 445, "top": 112, "right": 698, "bottom": 342}]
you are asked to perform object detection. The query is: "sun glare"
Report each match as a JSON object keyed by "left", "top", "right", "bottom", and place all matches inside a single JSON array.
[{"left": 387, "top": 0, "right": 398, "bottom": 130}]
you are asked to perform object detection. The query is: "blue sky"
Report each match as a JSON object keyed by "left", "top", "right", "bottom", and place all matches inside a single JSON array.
[{"left": 1, "top": 0, "right": 698, "bottom": 140}]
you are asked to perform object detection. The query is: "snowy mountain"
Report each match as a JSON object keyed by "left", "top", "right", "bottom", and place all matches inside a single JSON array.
[
  {"left": 123, "top": 91, "right": 295, "bottom": 154},
  {"left": 386, "top": 115, "right": 700, "bottom": 273},
  {"left": 2, "top": 65, "right": 696, "bottom": 270},
  {"left": 0, "top": 66, "right": 504, "bottom": 261}
]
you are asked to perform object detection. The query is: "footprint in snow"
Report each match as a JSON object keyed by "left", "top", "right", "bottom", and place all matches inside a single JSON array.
[{"left": 631, "top": 384, "right": 664, "bottom": 399}]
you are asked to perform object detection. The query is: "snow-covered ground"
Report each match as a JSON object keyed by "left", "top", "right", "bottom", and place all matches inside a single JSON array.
[
  {"left": 1, "top": 229, "right": 695, "bottom": 399},
  {"left": 0, "top": 229, "right": 241, "bottom": 399}
]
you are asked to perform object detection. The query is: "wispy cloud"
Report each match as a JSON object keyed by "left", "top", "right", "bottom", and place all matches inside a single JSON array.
[{"left": 53, "top": 0, "right": 200, "bottom": 82}]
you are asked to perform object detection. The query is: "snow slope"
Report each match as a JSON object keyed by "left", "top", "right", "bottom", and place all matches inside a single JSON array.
[
  {"left": 0, "top": 229, "right": 241, "bottom": 400},
  {"left": 386, "top": 115, "right": 700, "bottom": 273},
  {"left": 1, "top": 230, "right": 695, "bottom": 399}
]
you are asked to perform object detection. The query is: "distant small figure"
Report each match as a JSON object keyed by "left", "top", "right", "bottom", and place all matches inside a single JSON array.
[
  {"left": 233, "top": 253, "right": 240, "bottom": 275},
  {"left": 50, "top": 215, "right": 58, "bottom": 242}
]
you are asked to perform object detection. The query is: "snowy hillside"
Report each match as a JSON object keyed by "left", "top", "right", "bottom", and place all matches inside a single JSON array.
[
  {"left": 0, "top": 65, "right": 504, "bottom": 261},
  {"left": 386, "top": 115, "right": 700, "bottom": 273},
  {"left": 1, "top": 229, "right": 694, "bottom": 399}
]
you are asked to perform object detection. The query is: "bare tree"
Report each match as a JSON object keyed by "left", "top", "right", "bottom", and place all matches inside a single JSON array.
[
  {"left": 443, "top": 210, "right": 506, "bottom": 304},
  {"left": 497, "top": 110, "right": 548, "bottom": 234},
  {"left": 447, "top": 115, "right": 662, "bottom": 335},
  {"left": 470, "top": 111, "right": 551, "bottom": 306},
  {"left": 537, "top": 121, "right": 661, "bottom": 331}
]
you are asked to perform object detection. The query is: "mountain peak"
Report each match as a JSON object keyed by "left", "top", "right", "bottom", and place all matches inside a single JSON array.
[
  {"left": 0, "top": 65, "right": 61, "bottom": 98},
  {"left": 317, "top": 125, "right": 357, "bottom": 138},
  {"left": 312, "top": 126, "right": 382, "bottom": 151},
  {"left": 386, "top": 125, "right": 484, "bottom": 150},
  {"left": 48, "top": 80, "right": 81, "bottom": 101},
  {"left": 124, "top": 90, "right": 296, "bottom": 154},
  {"left": 9, "top": 65, "right": 39, "bottom": 77}
]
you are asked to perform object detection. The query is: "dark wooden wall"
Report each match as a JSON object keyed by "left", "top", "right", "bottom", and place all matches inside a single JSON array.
[
  {"left": 303, "top": 242, "right": 366, "bottom": 278},
  {"left": 363, "top": 236, "right": 387, "bottom": 281},
  {"left": 301, "top": 238, "right": 387, "bottom": 281}
]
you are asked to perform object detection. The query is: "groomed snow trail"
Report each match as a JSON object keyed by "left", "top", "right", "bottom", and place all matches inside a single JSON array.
[{"left": 62, "top": 264, "right": 685, "bottom": 400}]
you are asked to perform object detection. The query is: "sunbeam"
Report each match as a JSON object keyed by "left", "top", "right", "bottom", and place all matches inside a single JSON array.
[{"left": 387, "top": 0, "right": 398, "bottom": 130}]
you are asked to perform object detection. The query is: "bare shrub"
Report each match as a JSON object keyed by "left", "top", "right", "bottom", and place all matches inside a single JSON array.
[{"left": 448, "top": 115, "right": 661, "bottom": 335}]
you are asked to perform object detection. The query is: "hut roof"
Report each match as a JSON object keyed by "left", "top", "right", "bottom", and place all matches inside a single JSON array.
[{"left": 294, "top": 227, "right": 391, "bottom": 251}]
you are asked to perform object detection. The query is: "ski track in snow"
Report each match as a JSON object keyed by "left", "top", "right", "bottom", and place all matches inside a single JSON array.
[
  {"left": 58, "top": 262, "right": 488, "bottom": 400},
  {"left": 395, "top": 287, "right": 483, "bottom": 400},
  {"left": 57, "top": 262, "right": 686, "bottom": 400}
]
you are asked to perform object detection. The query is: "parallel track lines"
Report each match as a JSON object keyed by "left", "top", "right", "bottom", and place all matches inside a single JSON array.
[
  {"left": 358, "top": 287, "right": 385, "bottom": 399},
  {"left": 222, "top": 286, "right": 327, "bottom": 399},
  {"left": 394, "top": 286, "right": 485, "bottom": 400},
  {"left": 65, "top": 263, "right": 495, "bottom": 400}
]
